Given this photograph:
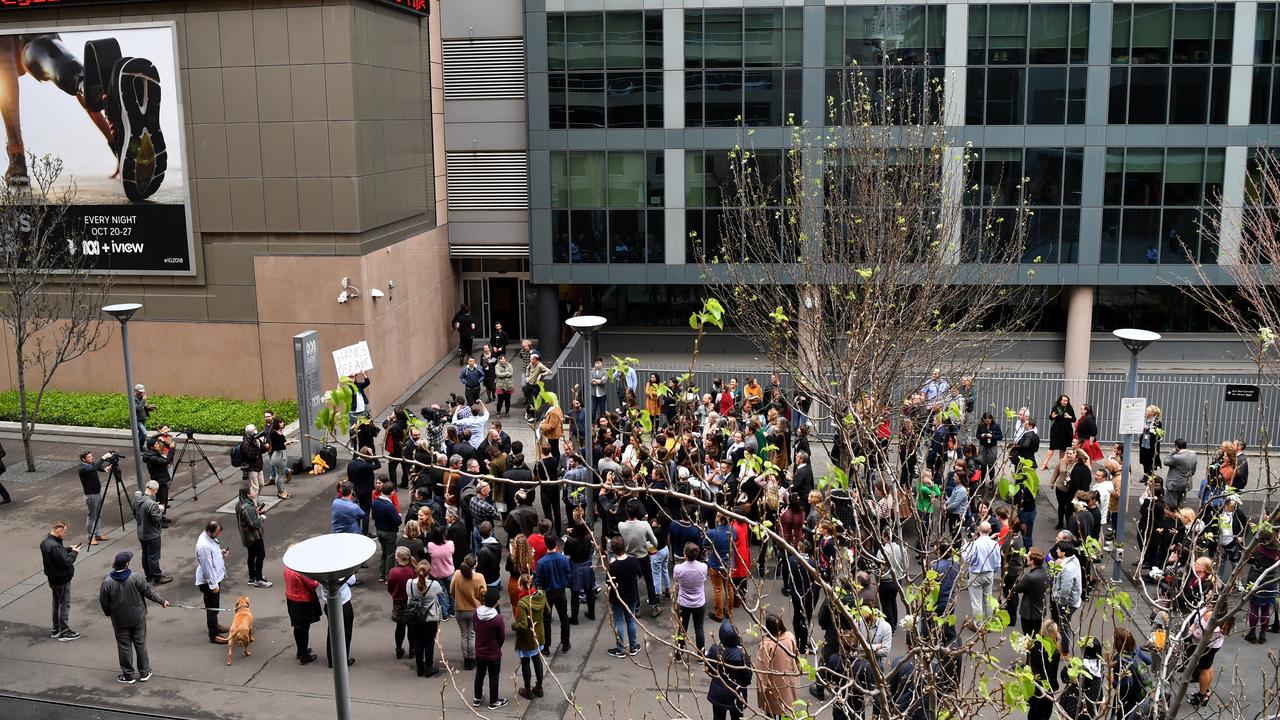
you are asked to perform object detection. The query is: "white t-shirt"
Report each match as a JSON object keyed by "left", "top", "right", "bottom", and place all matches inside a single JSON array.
[{"left": 1093, "top": 479, "right": 1114, "bottom": 524}]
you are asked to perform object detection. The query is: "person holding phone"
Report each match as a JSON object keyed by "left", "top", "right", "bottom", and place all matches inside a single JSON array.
[{"left": 40, "top": 520, "right": 81, "bottom": 641}]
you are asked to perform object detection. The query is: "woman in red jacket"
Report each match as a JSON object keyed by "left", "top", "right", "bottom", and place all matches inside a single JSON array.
[
  {"left": 731, "top": 515, "right": 751, "bottom": 607},
  {"left": 284, "top": 560, "right": 321, "bottom": 665}
]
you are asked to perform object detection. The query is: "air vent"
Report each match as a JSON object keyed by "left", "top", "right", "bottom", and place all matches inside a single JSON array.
[
  {"left": 443, "top": 38, "right": 525, "bottom": 100},
  {"left": 447, "top": 152, "right": 529, "bottom": 211}
]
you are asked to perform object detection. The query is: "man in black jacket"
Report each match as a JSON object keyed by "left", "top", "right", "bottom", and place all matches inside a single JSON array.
[
  {"left": 80, "top": 450, "right": 117, "bottom": 545},
  {"left": 1011, "top": 548, "right": 1049, "bottom": 635},
  {"left": 40, "top": 521, "right": 81, "bottom": 641},
  {"left": 135, "top": 481, "right": 171, "bottom": 585},
  {"left": 790, "top": 451, "right": 814, "bottom": 511},
  {"left": 240, "top": 425, "right": 267, "bottom": 496},
  {"left": 141, "top": 438, "right": 174, "bottom": 527},
  {"left": 346, "top": 448, "right": 380, "bottom": 536},
  {"left": 1011, "top": 419, "right": 1041, "bottom": 467},
  {"left": 99, "top": 550, "right": 168, "bottom": 684}
]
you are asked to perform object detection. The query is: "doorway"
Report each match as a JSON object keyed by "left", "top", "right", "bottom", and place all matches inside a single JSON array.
[{"left": 460, "top": 274, "right": 529, "bottom": 342}]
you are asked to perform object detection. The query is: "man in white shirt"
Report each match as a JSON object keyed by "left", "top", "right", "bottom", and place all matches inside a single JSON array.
[
  {"left": 453, "top": 402, "right": 490, "bottom": 449},
  {"left": 317, "top": 576, "right": 357, "bottom": 668},
  {"left": 962, "top": 522, "right": 1002, "bottom": 623},
  {"left": 1091, "top": 467, "right": 1115, "bottom": 548},
  {"left": 194, "top": 521, "right": 229, "bottom": 643}
]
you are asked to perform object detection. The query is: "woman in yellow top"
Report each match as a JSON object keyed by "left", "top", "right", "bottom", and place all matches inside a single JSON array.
[{"left": 645, "top": 373, "right": 663, "bottom": 417}]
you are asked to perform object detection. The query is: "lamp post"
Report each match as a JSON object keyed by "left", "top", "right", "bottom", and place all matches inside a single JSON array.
[
  {"left": 103, "top": 303, "right": 146, "bottom": 493},
  {"left": 565, "top": 315, "right": 607, "bottom": 526},
  {"left": 1111, "top": 327, "right": 1160, "bottom": 581},
  {"left": 283, "top": 534, "right": 377, "bottom": 720}
]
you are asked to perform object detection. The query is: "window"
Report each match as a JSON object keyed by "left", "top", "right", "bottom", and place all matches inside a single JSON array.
[
  {"left": 1109, "top": 3, "right": 1232, "bottom": 124},
  {"left": 547, "top": 12, "right": 663, "bottom": 129},
  {"left": 825, "top": 5, "right": 945, "bottom": 124},
  {"left": 686, "top": 149, "right": 788, "bottom": 262},
  {"left": 965, "top": 5, "right": 1089, "bottom": 125},
  {"left": 686, "top": 8, "right": 803, "bottom": 127},
  {"left": 962, "top": 147, "right": 1084, "bottom": 263},
  {"left": 550, "top": 151, "right": 665, "bottom": 263},
  {"left": 1100, "top": 147, "right": 1223, "bottom": 263},
  {"left": 1252, "top": 4, "right": 1280, "bottom": 123},
  {"left": 1093, "top": 287, "right": 1236, "bottom": 332}
]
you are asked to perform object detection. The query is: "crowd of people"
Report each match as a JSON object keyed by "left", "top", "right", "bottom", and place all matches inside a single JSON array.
[{"left": 32, "top": 323, "right": 1273, "bottom": 717}]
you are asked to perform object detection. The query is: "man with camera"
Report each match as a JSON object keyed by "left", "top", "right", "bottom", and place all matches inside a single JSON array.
[
  {"left": 142, "top": 437, "right": 176, "bottom": 528},
  {"left": 239, "top": 425, "right": 268, "bottom": 496},
  {"left": 134, "top": 481, "right": 171, "bottom": 585},
  {"left": 80, "top": 450, "right": 117, "bottom": 546},
  {"left": 133, "top": 384, "right": 156, "bottom": 450}
]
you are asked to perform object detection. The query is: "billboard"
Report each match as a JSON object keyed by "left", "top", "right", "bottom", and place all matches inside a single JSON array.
[
  {"left": 0, "top": 1, "right": 427, "bottom": 16},
  {"left": 1, "top": 22, "right": 193, "bottom": 274}
]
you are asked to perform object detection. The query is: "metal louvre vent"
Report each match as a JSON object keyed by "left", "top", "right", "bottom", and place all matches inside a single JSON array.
[
  {"left": 447, "top": 152, "right": 529, "bottom": 211},
  {"left": 443, "top": 38, "right": 525, "bottom": 100},
  {"left": 449, "top": 244, "right": 529, "bottom": 258}
]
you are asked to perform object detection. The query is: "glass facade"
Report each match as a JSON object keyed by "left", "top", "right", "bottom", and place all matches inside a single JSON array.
[
  {"left": 547, "top": 12, "right": 664, "bottom": 128},
  {"left": 1253, "top": 3, "right": 1280, "bottom": 123},
  {"left": 1109, "top": 3, "right": 1233, "bottom": 124},
  {"left": 550, "top": 151, "right": 665, "bottom": 263},
  {"left": 966, "top": 5, "right": 1089, "bottom": 125},
  {"left": 1101, "top": 147, "right": 1224, "bottom": 263},
  {"left": 824, "top": 5, "right": 945, "bottom": 122},
  {"left": 963, "top": 147, "right": 1085, "bottom": 263},
  {"left": 685, "top": 149, "right": 787, "bottom": 262},
  {"left": 685, "top": 8, "right": 803, "bottom": 127}
]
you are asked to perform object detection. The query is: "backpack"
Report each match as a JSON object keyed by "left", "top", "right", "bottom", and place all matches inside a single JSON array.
[
  {"left": 229, "top": 443, "right": 244, "bottom": 468},
  {"left": 762, "top": 476, "right": 781, "bottom": 511},
  {"left": 405, "top": 578, "right": 440, "bottom": 623},
  {"left": 1119, "top": 653, "right": 1154, "bottom": 705}
]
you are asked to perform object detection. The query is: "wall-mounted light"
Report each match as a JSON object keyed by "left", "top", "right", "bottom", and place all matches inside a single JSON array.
[{"left": 369, "top": 288, "right": 385, "bottom": 300}]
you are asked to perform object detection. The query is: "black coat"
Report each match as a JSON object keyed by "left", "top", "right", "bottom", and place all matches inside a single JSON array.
[
  {"left": 792, "top": 463, "right": 814, "bottom": 499},
  {"left": 346, "top": 457, "right": 381, "bottom": 500},
  {"left": 142, "top": 449, "right": 173, "bottom": 483},
  {"left": 1013, "top": 566, "right": 1050, "bottom": 625},
  {"left": 1048, "top": 403, "right": 1076, "bottom": 451},
  {"left": 40, "top": 534, "right": 77, "bottom": 586},
  {"left": 1075, "top": 414, "right": 1098, "bottom": 442}
]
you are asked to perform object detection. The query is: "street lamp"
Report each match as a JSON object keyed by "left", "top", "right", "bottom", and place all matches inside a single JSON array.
[
  {"left": 1111, "top": 327, "right": 1160, "bottom": 581},
  {"left": 283, "top": 534, "right": 377, "bottom": 720},
  {"left": 103, "top": 303, "right": 146, "bottom": 492},
  {"left": 565, "top": 314, "right": 607, "bottom": 526}
]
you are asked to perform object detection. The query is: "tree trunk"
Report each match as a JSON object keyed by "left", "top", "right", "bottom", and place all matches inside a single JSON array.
[{"left": 15, "top": 345, "right": 35, "bottom": 472}]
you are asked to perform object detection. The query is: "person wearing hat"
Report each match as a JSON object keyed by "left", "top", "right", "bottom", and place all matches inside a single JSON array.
[
  {"left": 133, "top": 384, "right": 155, "bottom": 450},
  {"left": 99, "top": 550, "right": 168, "bottom": 684}
]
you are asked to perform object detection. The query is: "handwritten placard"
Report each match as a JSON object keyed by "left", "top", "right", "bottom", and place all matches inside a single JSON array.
[{"left": 333, "top": 341, "right": 373, "bottom": 377}]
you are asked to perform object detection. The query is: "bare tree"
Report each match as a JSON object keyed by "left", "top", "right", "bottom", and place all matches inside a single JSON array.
[{"left": 0, "top": 155, "right": 111, "bottom": 470}]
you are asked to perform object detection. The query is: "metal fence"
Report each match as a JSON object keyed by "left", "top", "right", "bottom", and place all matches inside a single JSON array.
[{"left": 544, "top": 355, "right": 1279, "bottom": 448}]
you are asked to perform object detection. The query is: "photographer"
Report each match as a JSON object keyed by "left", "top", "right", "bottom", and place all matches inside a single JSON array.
[
  {"left": 80, "top": 450, "right": 117, "bottom": 545},
  {"left": 133, "top": 384, "right": 156, "bottom": 450},
  {"left": 142, "top": 437, "right": 175, "bottom": 528},
  {"left": 453, "top": 401, "right": 490, "bottom": 451},
  {"left": 239, "top": 425, "right": 268, "bottom": 495}
]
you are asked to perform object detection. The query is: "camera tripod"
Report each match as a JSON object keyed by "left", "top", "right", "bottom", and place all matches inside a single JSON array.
[
  {"left": 89, "top": 458, "right": 130, "bottom": 537},
  {"left": 171, "top": 430, "right": 220, "bottom": 501}
]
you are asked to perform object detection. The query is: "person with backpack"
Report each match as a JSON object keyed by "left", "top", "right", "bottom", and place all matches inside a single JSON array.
[
  {"left": 404, "top": 559, "right": 444, "bottom": 677},
  {"left": 706, "top": 619, "right": 753, "bottom": 720},
  {"left": 1060, "top": 636, "right": 1104, "bottom": 720},
  {"left": 1113, "top": 627, "right": 1155, "bottom": 715},
  {"left": 1184, "top": 608, "right": 1232, "bottom": 707},
  {"left": 513, "top": 574, "right": 548, "bottom": 700},
  {"left": 235, "top": 425, "right": 267, "bottom": 496}
]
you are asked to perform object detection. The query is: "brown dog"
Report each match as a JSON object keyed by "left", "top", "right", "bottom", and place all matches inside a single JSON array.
[{"left": 226, "top": 595, "right": 254, "bottom": 666}]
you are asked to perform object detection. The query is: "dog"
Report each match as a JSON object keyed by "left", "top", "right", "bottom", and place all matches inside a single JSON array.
[{"left": 226, "top": 595, "right": 254, "bottom": 666}]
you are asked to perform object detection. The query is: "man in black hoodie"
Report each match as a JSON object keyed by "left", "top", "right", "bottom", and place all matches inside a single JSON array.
[
  {"left": 40, "top": 521, "right": 81, "bottom": 641},
  {"left": 99, "top": 550, "right": 168, "bottom": 684}
]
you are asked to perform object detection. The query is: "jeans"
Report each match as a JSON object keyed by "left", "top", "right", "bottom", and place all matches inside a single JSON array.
[
  {"left": 435, "top": 574, "right": 454, "bottom": 617},
  {"left": 50, "top": 582, "right": 70, "bottom": 634},
  {"left": 456, "top": 610, "right": 476, "bottom": 659},
  {"left": 140, "top": 536, "right": 162, "bottom": 579},
  {"left": 709, "top": 568, "right": 735, "bottom": 619},
  {"left": 408, "top": 621, "right": 438, "bottom": 673},
  {"left": 198, "top": 583, "right": 221, "bottom": 638},
  {"left": 1052, "top": 602, "right": 1077, "bottom": 648},
  {"left": 246, "top": 537, "right": 265, "bottom": 582},
  {"left": 544, "top": 587, "right": 571, "bottom": 648},
  {"left": 474, "top": 658, "right": 501, "bottom": 703},
  {"left": 968, "top": 569, "right": 995, "bottom": 622},
  {"left": 1018, "top": 509, "right": 1036, "bottom": 550},
  {"left": 268, "top": 450, "right": 288, "bottom": 493},
  {"left": 651, "top": 547, "right": 671, "bottom": 597},
  {"left": 324, "top": 600, "right": 354, "bottom": 665},
  {"left": 541, "top": 491, "right": 563, "bottom": 539},
  {"left": 377, "top": 530, "right": 398, "bottom": 579},
  {"left": 611, "top": 599, "right": 639, "bottom": 652},
  {"left": 114, "top": 622, "right": 150, "bottom": 678},
  {"left": 677, "top": 603, "right": 706, "bottom": 651},
  {"left": 85, "top": 493, "right": 103, "bottom": 538}
]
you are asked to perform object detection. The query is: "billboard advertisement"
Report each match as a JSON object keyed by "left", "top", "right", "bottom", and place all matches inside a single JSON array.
[{"left": 0, "top": 22, "right": 193, "bottom": 274}]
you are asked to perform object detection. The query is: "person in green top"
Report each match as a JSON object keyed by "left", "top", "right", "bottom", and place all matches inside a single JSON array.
[
  {"left": 513, "top": 575, "right": 547, "bottom": 700},
  {"left": 915, "top": 470, "right": 942, "bottom": 547}
]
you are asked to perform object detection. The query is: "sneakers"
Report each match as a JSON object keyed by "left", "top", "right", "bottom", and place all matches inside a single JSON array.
[
  {"left": 249, "top": 579, "right": 274, "bottom": 588},
  {"left": 488, "top": 699, "right": 510, "bottom": 710},
  {"left": 58, "top": 630, "right": 82, "bottom": 642},
  {"left": 607, "top": 648, "right": 627, "bottom": 659},
  {"left": 472, "top": 698, "right": 483, "bottom": 708},
  {"left": 50, "top": 629, "right": 61, "bottom": 638},
  {"left": 1189, "top": 693, "right": 1208, "bottom": 707},
  {"left": 138, "top": 670, "right": 153, "bottom": 682},
  {"left": 116, "top": 674, "right": 136, "bottom": 685},
  {"left": 629, "top": 645, "right": 641, "bottom": 656}
]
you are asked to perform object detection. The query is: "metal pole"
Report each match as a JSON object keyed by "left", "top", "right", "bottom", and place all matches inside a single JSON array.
[
  {"left": 325, "top": 579, "right": 353, "bottom": 720},
  {"left": 582, "top": 330, "right": 595, "bottom": 526},
  {"left": 120, "top": 320, "right": 146, "bottom": 493},
  {"left": 1112, "top": 348, "right": 1141, "bottom": 582}
]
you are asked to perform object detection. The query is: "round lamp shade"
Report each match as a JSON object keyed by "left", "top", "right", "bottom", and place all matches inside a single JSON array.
[{"left": 283, "top": 533, "right": 377, "bottom": 583}]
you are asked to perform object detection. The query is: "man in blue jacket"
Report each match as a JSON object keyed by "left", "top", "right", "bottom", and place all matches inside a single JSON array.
[
  {"left": 371, "top": 480, "right": 401, "bottom": 582},
  {"left": 535, "top": 534, "right": 573, "bottom": 654},
  {"left": 331, "top": 483, "right": 366, "bottom": 535},
  {"left": 460, "top": 357, "right": 485, "bottom": 406},
  {"left": 704, "top": 515, "right": 736, "bottom": 622}
]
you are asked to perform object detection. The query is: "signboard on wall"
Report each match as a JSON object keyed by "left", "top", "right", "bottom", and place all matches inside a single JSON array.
[
  {"left": 0, "top": 0, "right": 427, "bottom": 16},
  {"left": 0, "top": 22, "right": 193, "bottom": 274},
  {"left": 333, "top": 341, "right": 374, "bottom": 377},
  {"left": 293, "top": 331, "right": 324, "bottom": 464}
]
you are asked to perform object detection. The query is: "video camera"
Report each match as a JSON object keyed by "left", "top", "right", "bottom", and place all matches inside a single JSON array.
[{"left": 447, "top": 392, "right": 465, "bottom": 408}]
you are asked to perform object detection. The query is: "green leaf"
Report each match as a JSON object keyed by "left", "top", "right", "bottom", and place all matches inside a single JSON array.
[{"left": 689, "top": 313, "right": 701, "bottom": 330}]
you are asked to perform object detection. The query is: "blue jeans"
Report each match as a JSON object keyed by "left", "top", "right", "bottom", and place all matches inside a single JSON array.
[
  {"left": 611, "top": 599, "right": 638, "bottom": 652},
  {"left": 651, "top": 547, "right": 671, "bottom": 596},
  {"left": 1018, "top": 509, "right": 1036, "bottom": 550},
  {"left": 435, "top": 573, "right": 454, "bottom": 617}
]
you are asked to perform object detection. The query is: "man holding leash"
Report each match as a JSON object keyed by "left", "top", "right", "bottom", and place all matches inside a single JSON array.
[
  {"left": 99, "top": 550, "right": 168, "bottom": 684},
  {"left": 195, "top": 520, "right": 230, "bottom": 644}
]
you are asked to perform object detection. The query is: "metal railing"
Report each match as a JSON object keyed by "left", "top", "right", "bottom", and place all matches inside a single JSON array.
[{"left": 544, "top": 359, "right": 1279, "bottom": 447}]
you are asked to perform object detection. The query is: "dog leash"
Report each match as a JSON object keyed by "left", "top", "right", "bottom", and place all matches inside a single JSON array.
[{"left": 168, "top": 603, "right": 237, "bottom": 612}]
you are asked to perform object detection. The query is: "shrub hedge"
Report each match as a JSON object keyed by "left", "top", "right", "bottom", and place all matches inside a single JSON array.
[{"left": 0, "top": 390, "right": 298, "bottom": 436}]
